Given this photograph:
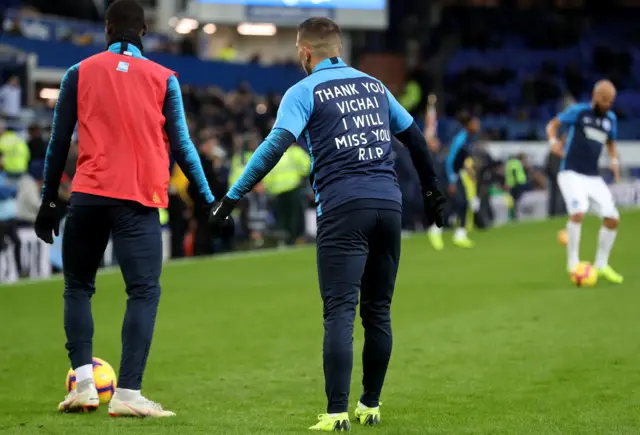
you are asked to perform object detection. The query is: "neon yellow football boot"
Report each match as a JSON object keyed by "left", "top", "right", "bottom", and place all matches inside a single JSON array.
[
  {"left": 354, "top": 402, "right": 380, "bottom": 425},
  {"left": 452, "top": 232, "right": 474, "bottom": 248},
  {"left": 427, "top": 230, "right": 444, "bottom": 251},
  {"left": 309, "top": 413, "right": 351, "bottom": 431},
  {"left": 598, "top": 265, "right": 624, "bottom": 284}
]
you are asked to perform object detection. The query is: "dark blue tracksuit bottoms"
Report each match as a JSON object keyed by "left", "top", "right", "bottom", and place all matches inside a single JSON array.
[
  {"left": 316, "top": 199, "right": 402, "bottom": 414},
  {"left": 62, "top": 193, "right": 162, "bottom": 390}
]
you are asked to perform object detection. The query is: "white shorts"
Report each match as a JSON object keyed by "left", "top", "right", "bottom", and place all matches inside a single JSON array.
[{"left": 557, "top": 170, "right": 619, "bottom": 218}]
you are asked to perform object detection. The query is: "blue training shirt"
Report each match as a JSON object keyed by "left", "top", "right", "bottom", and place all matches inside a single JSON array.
[
  {"left": 444, "top": 130, "right": 473, "bottom": 184},
  {"left": 42, "top": 42, "right": 214, "bottom": 205},
  {"left": 228, "top": 56, "right": 414, "bottom": 216},
  {"left": 557, "top": 102, "right": 617, "bottom": 176}
]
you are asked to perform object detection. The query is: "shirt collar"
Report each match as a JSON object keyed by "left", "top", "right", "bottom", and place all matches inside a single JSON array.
[
  {"left": 312, "top": 57, "right": 347, "bottom": 73},
  {"left": 108, "top": 42, "right": 144, "bottom": 58}
]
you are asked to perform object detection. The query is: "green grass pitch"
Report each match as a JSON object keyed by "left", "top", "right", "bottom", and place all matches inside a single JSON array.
[{"left": 1, "top": 212, "right": 640, "bottom": 434}]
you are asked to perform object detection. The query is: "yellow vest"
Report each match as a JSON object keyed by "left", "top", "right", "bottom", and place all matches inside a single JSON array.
[
  {"left": 263, "top": 146, "right": 310, "bottom": 195},
  {"left": 170, "top": 164, "right": 192, "bottom": 206},
  {"left": 217, "top": 47, "right": 237, "bottom": 62},
  {"left": 229, "top": 151, "right": 254, "bottom": 187},
  {"left": 0, "top": 131, "right": 29, "bottom": 175}
]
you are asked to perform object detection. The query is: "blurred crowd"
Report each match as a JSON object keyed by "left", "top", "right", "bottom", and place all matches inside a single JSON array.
[{"left": 0, "top": 64, "right": 567, "bottom": 272}]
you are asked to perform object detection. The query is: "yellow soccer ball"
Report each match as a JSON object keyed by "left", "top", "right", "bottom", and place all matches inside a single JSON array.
[
  {"left": 66, "top": 357, "right": 117, "bottom": 404},
  {"left": 570, "top": 262, "right": 598, "bottom": 287},
  {"left": 557, "top": 228, "right": 568, "bottom": 247}
]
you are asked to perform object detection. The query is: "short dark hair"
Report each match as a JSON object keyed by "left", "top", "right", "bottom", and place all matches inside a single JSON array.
[
  {"left": 457, "top": 110, "right": 472, "bottom": 126},
  {"left": 297, "top": 17, "right": 341, "bottom": 56},
  {"left": 106, "top": 0, "right": 145, "bottom": 33}
]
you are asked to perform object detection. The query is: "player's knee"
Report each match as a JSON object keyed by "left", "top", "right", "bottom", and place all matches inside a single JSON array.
[
  {"left": 63, "top": 273, "right": 97, "bottom": 296},
  {"left": 126, "top": 281, "right": 161, "bottom": 300},
  {"left": 603, "top": 216, "right": 619, "bottom": 229},
  {"left": 569, "top": 213, "right": 585, "bottom": 223}
]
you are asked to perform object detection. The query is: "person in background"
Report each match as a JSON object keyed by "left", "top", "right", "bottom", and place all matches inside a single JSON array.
[
  {"left": 0, "top": 76, "right": 22, "bottom": 119},
  {"left": 505, "top": 153, "right": 528, "bottom": 220},
  {"left": 0, "top": 118, "right": 30, "bottom": 178},
  {"left": 0, "top": 152, "right": 21, "bottom": 275},
  {"left": 263, "top": 143, "right": 310, "bottom": 246},
  {"left": 241, "top": 182, "right": 269, "bottom": 248},
  {"left": 16, "top": 160, "right": 43, "bottom": 226},
  {"left": 428, "top": 113, "right": 481, "bottom": 250},
  {"left": 27, "top": 123, "right": 47, "bottom": 161},
  {"left": 188, "top": 138, "right": 225, "bottom": 256},
  {"left": 168, "top": 163, "right": 191, "bottom": 258},
  {"left": 398, "top": 72, "right": 422, "bottom": 116},
  {"left": 216, "top": 42, "right": 237, "bottom": 62},
  {"left": 545, "top": 147, "right": 565, "bottom": 216}
]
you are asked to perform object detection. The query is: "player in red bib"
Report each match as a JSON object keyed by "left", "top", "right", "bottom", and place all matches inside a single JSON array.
[{"left": 35, "top": 0, "right": 215, "bottom": 417}]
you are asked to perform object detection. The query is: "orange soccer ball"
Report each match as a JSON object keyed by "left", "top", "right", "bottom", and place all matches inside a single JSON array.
[
  {"left": 557, "top": 228, "right": 568, "bottom": 247},
  {"left": 65, "top": 357, "right": 117, "bottom": 404},
  {"left": 570, "top": 262, "right": 598, "bottom": 287}
]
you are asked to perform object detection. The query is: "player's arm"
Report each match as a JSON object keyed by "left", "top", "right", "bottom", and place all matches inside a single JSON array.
[
  {"left": 606, "top": 113, "right": 620, "bottom": 182},
  {"left": 444, "top": 131, "right": 466, "bottom": 186},
  {"left": 546, "top": 104, "right": 580, "bottom": 157},
  {"left": 226, "top": 83, "right": 312, "bottom": 201},
  {"left": 41, "top": 64, "right": 79, "bottom": 203},
  {"left": 385, "top": 86, "right": 439, "bottom": 192},
  {"left": 163, "top": 75, "right": 215, "bottom": 205}
]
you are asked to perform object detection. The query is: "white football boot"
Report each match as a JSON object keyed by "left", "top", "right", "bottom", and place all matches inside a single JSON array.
[
  {"left": 58, "top": 380, "right": 99, "bottom": 413},
  {"left": 108, "top": 392, "right": 176, "bottom": 418}
]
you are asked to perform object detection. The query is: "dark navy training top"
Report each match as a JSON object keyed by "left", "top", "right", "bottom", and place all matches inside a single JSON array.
[
  {"left": 557, "top": 102, "right": 617, "bottom": 176},
  {"left": 228, "top": 57, "right": 414, "bottom": 217}
]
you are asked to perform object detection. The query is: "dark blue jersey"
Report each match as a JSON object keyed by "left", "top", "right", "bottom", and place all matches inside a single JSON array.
[
  {"left": 228, "top": 57, "right": 414, "bottom": 216},
  {"left": 558, "top": 102, "right": 617, "bottom": 176}
]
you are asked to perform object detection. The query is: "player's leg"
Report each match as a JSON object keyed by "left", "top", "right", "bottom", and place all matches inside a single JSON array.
[
  {"left": 310, "top": 208, "right": 373, "bottom": 431},
  {"left": 107, "top": 203, "right": 174, "bottom": 417},
  {"left": 589, "top": 176, "right": 623, "bottom": 283},
  {"left": 59, "top": 204, "right": 111, "bottom": 412},
  {"left": 427, "top": 184, "right": 445, "bottom": 250},
  {"left": 355, "top": 208, "right": 402, "bottom": 426},
  {"left": 452, "top": 178, "right": 473, "bottom": 248},
  {"left": 557, "top": 171, "right": 589, "bottom": 271}
]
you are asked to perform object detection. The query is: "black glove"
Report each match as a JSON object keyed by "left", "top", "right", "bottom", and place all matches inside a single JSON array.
[
  {"left": 208, "top": 196, "right": 237, "bottom": 237},
  {"left": 35, "top": 201, "right": 61, "bottom": 244},
  {"left": 423, "top": 187, "right": 447, "bottom": 228}
]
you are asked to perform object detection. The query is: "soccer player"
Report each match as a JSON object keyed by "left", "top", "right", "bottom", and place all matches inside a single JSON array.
[
  {"left": 209, "top": 17, "right": 446, "bottom": 431},
  {"left": 34, "top": 0, "right": 215, "bottom": 416},
  {"left": 546, "top": 79, "right": 623, "bottom": 283},
  {"left": 427, "top": 113, "right": 480, "bottom": 250}
]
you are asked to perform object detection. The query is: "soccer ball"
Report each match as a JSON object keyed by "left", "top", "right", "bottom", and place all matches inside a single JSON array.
[
  {"left": 570, "top": 262, "right": 598, "bottom": 287},
  {"left": 557, "top": 228, "right": 568, "bottom": 247},
  {"left": 66, "top": 357, "right": 117, "bottom": 404}
]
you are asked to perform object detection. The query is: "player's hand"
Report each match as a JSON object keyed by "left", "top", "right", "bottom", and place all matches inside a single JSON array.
[
  {"left": 208, "top": 196, "right": 237, "bottom": 237},
  {"left": 550, "top": 138, "right": 565, "bottom": 158},
  {"left": 34, "top": 201, "right": 60, "bottom": 244},
  {"left": 423, "top": 187, "right": 447, "bottom": 228},
  {"left": 610, "top": 159, "right": 620, "bottom": 183}
]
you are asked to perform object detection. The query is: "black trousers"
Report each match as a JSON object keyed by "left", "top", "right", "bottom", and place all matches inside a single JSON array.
[
  {"left": 63, "top": 201, "right": 162, "bottom": 390},
  {"left": 316, "top": 200, "right": 402, "bottom": 413},
  {"left": 274, "top": 188, "right": 302, "bottom": 245},
  {"left": 446, "top": 178, "right": 468, "bottom": 228}
]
